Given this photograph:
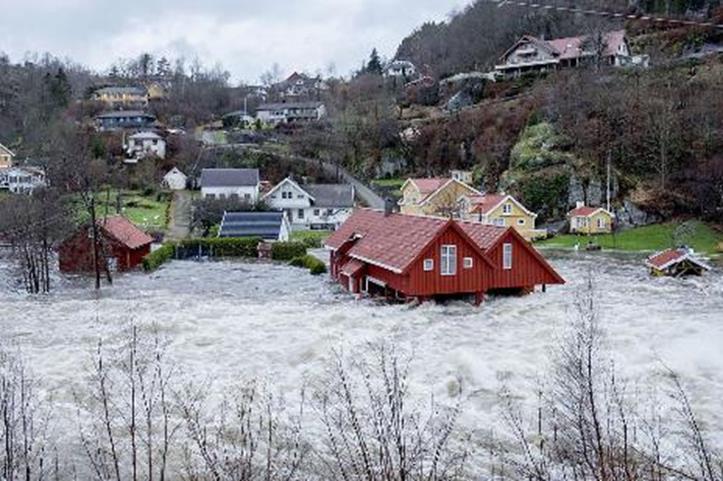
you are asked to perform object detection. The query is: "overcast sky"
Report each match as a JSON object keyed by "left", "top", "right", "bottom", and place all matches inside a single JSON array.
[{"left": 1, "top": 0, "right": 470, "bottom": 84}]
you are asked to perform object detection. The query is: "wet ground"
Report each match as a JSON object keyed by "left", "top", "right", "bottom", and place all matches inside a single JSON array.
[{"left": 2, "top": 251, "right": 722, "bottom": 457}]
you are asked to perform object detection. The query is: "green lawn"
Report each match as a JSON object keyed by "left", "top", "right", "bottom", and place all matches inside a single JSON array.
[
  {"left": 537, "top": 221, "right": 723, "bottom": 255},
  {"left": 290, "top": 230, "right": 332, "bottom": 248},
  {"left": 82, "top": 190, "right": 170, "bottom": 231}
]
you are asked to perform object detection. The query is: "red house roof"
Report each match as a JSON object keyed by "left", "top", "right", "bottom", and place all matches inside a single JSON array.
[
  {"left": 409, "top": 178, "right": 450, "bottom": 201},
  {"left": 646, "top": 248, "right": 711, "bottom": 271},
  {"left": 98, "top": 216, "right": 154, "bottom": 249},
  {"left": 469, "top": 194, "right": 506, "bottom": 214},
  {"left": 325, "top": 209, "right": 507, "bottom": 274}
]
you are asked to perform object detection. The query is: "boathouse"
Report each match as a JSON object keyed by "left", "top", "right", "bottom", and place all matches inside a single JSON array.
[
  {"left": 59, "top": 216, "right": 153, "bottom": 273},
  {"left": 324, "top": 209, "right": 564, "bottom": 304},
  {"left": 646, "top": 247, "right": 711, "bottom": 277}
]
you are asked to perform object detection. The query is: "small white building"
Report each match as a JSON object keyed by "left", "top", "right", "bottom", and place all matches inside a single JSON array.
[
  {"left": 256, "top": 102, "right": 326, "bottom": 126},
  {"left": 0, "top": 143, "right": 15, "bottom": 169},
  {"left": 126, "top": 131, "right": 166, "bottom": 163},
  {"left": 200, "top": 168, "right": 261, "bottom": 203},
  {"left": 385, "top": 60, "right": 417, "bottom": 78},
  {"left": 264, "top": 177, "right": 355, "bottom": 231},
  {"left": 0, "top": 166, "right": 46, "bottom": 194},
  {"left": 161, "top": 167, "right": 187, "bottom": 191}
]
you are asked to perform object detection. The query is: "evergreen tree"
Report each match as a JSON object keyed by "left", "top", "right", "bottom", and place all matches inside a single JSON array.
[{"left": 366, "top": 48, "right": 383, "bottom": 75}]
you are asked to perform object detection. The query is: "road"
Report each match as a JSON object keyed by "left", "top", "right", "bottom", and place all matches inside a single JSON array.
[{"left": 166, "top": 190, "right": 193, "bottom": 240}]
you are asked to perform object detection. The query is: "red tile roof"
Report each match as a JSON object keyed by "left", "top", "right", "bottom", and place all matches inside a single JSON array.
[
  {"left": 410, "top": 178, "right": 450, "bottom": 200},
  {"left": 568, "top": 206, "right": 601, "bottom": 217},
  {"left": 325, "top": 209, "right": 507, "bottom": 274},
  {"left": 340, "top": 259, "right": 365, "bottom": 277},
  {"left": 469, "top": 194, "right": 506, "bottom": 214},
  {"left": 548, "top": 30, "right": 626, "bottom": 60},
  {"left": 647, "top": 249, "right": 687, "bottom": 270},
  {"left": 99, "top": 216, "right": 154, "bottom": 250}
]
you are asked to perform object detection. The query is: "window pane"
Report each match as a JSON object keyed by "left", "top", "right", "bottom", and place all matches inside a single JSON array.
[{"left": 503, "top": 243, "right": 513, "bottom": 270}]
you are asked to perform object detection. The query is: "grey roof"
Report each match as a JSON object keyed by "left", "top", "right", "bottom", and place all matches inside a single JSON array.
[
  {"left": 201, "top": 168, "right": 260, "bottom": 188},
  {"left": 257, "top": 102, "right": 324, "bottom": 111},
  {"left": 96, "top": 110, "right": 155, "bottom": 119},
  {"left": 304, "top": 184, "right": 354, "bottom": 208},
  {"left": 219, "top": 211, "right": 284, "bottom": 240}
]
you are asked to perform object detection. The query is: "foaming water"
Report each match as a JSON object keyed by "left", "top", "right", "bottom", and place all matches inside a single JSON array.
[{"left": 2, "top": 253, "right": 723, "bottom": 460}]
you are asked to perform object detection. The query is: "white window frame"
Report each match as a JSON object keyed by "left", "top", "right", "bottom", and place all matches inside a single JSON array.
[
  {"left": 423, "top": 259, "right": 434, "bottom": 272},
  {"left": 494, "top": 218, "right": 506, "bottom": 227},
  {"left": 440, "top": 245, "right": 457, "bottom": 276},
  {"left": 502, "top": 203, "right": 513, "bottom": 215},
  {"left": 463, "top": 257, "right": 474, "bottom": 269},
  {"left": 597, "top": 218, "right": 606, "bottom": 229},
  {"left": 503, "top": 243, "right": 513, "bottom": 270}
]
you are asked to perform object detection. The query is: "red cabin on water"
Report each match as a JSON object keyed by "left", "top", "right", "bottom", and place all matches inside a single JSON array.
[
  {"left": 324, "top": 209, "right": 564, "bottom": 304},
  {"left": 59, "top": 216, "right": 154, "bottom": 273}
]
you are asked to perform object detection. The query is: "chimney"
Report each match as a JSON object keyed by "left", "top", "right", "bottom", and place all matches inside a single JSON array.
[
  {"left": 384, "top": 197, "right": 395, "bottom": 217},
  {"left": 576, "top": 201, "right": 585, "bottom": 209}
]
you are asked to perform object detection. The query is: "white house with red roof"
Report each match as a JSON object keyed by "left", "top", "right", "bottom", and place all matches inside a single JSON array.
[
  {"left": 325, "top": 208, "right": 564, "bottom": 305},
  {"left": 646, "top": 247, "right": 711, "bottom": 277},
  {"left": 495, "top": 30, "right": 639, "bottom": 78},
  {"left": 568, "top": 202, "right": 615, "bottom": 235}
]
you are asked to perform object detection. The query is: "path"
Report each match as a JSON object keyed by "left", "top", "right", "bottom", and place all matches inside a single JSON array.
[{"left": 167, "top": 190, "right": 193, "bottom": 240}]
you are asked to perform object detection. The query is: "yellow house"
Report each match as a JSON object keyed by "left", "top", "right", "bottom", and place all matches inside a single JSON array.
[
  {"left": 465, "top": 193, "right": 543, "bottom": 240},
  {"left": 93, "top": 86, "right": 149, "bottom": 108},
  {"left": 145, "top": 82, "right": 168, "bottom": 101},
  {"left": 399, "top": 178, "right": 481, "bottom": 217},
  {"left": 568, "top": 203, "right": 615, "bottom": 234},
  {"left": 0, "top": 143, "right": 15, "bottom": 169}
]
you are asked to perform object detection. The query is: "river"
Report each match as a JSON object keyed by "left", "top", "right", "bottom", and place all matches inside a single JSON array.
[{"left": 2, "top": 251, "right": 722, "bottom": 466}]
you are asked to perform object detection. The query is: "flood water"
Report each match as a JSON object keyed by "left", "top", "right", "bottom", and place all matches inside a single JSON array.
[{"left": 2, "top": 251, "right": 722, "bottom": 461}]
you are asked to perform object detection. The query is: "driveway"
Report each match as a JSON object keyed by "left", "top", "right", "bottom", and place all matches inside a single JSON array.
[{"left": 167, "top": 190, "right": 193, "bottom": 240}]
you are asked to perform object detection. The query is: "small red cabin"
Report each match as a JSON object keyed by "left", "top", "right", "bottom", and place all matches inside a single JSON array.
[
  {"left": 59, "top": 216, "right": 154, "bottom": 273},
  {"left": 324, "top": 209, "right": 564, "bottom": 304}
]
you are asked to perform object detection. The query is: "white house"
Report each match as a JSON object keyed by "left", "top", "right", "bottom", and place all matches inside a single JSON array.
[
  {"left": 450, "top": 170, "right": 473, "bottom": 184},
  {"left": 126, "top": 131, "right": 166, "bottom": 163},
  {"left": 200, "top": 168, "right": 261, "bottom": 203},
  {"left": 255, "top": 102, "right": 326, "bottom": 126},
  {"left": 385, "top": 60, "right": 417, "bottom": 78},
  {"left": 0, "top": 166, "right": 46, "bottom": 194},
  {"left": 0, "top": 143, "right": 15, "bottom": 169},
  {"left": 264, "top": 177, "right": 355, "bottom": 231},
  {"left": 161, "top": 167, "right": 187, "bottom": 191}
]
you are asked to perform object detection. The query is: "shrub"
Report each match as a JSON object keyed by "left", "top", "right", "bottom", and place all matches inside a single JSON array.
[
  {"left": 142, "top": 243, "right": 175, "bottom": 272},
  {"left": 289, "top": 254, "right": 327, "bottom": 276},
  {"left": 177, "top": 237, "right": 262, "bottom": 258},
  {"left": 271, "top": 242, "right": 307, "bottom": 261}
]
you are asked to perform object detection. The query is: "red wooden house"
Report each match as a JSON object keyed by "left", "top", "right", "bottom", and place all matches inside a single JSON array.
[
  {"left": 324, "top": 209, "right": 564, "bottom": 304},
  {"left": 59, "top": 216, "right": 154, "bottom": 273}
]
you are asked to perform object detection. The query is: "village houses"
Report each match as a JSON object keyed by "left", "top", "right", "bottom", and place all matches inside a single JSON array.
[
  {"left": 92, "top": 86, "right": 149, "bottom": 108},
  {"left": 200, "top": 168, "right": 261, "bottom": 202},
  {"left": 495, "top": 30, "right": 646, "bottom": 78},
  {"left": 0, "top": 143, "right": 15, "bottom": 168},
  {"left": 385, "top": 60, "right": 417, "bottom": 78},
  {"left": 567, "top": 202, "right": 615, "bottom": 234},
  {"left": 324, "top": 208, "right": 564, "bottom": 305},
  {"left": 218, "top": 211, "right": 291, "bottom": 242},
  {"left": 255, "top": 102, "right": 326, "bottom": 125},
  {"left": 274, "top": 72, "right": 326, "bottom": 99},
  {"left": 399, "top": 178, "right": 481, "bottom": 217},
  {"left": 0, "top": 166, "right": 46, "bottom": 194},
  {"left": 96, "top": 111, "right": 157, "bottom": 131},
  {"left": 125, "top": 131, "right": 166, "bottom": 163},
  {"left": 463, "top": 193, "right": 543, "bottom": 240},
  {"left": 263, "top": 177, "right": 355, "bottom": 231}
]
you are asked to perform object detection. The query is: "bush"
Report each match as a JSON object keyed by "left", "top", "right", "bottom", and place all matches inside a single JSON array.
[
  {"left": 271, "top": 242, "right": 307, "bottom": 261},
  {"left": 289, "top": 254, "right": 327, "bottom": 276},
  {"left": 178, "top": 237, "right": 262, "bottom": 258},
  {"left": 290, "top": 230, "right": 331, "bottom": 249},
  {"left": 142, "top": 243, "right": 175, "bottom": 272}
]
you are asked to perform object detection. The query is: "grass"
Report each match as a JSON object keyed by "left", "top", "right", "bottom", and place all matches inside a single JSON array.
[
  {"left": 290, "top": 230, "right": 332, "bottom": 248},
  {"left": 79, "top": 190, "right": 170, "bottom": 231},
  {"left": 537, "top": 221, "right": 723, "bottom": 255}
]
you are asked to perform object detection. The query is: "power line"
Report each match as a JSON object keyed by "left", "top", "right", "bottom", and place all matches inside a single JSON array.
[{"left": 489, "top": 0, "right": 723, "bottom": 30}]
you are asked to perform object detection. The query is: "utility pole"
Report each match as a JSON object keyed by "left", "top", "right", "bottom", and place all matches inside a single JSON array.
[{"left": 606, "top": 150, "right": 612, "bottom": 213}]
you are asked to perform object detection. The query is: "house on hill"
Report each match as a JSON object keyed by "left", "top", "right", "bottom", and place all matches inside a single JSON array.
[
  {"left": 0, "top": 143, "right": 15, "bottom": 168},
  {"left": 399, "top": 178, "right": 481, "bottom": 217},
  {"left": 568, "top": 203, "right": 615, "bottom": 234},
  {"left": 646, "top": 248, "right": 711, "bottom": 277},
  {"left": 126, "top": 131, "right": 166, "bottom": 162},
  {"left": 59, "top": 216, "right": 153, "bottom": 273},
  {"left": 219, "top": 211, "right": 291, "bottom": 242},
  {"left": 464, "top": 193, "right": 543, "bottom": 240},
  {"left": 325, "top": 209, "right": 564, "bottom": 304},
  {"left": 385, "top": 60, "right": 417, "bottom": 78},
  {"left": 263, "top": 177, "right": 355, "bottom": 231},
  {"left": 200, "top": 168, "right": 261, "bottom": 202},
  {"left": 256, "top": 102, "right": 326, "bottom": 125},
  {"left": 495, "top": 30, "right": 637, "bottom": 78},
  {"left": 275, "top": 72, "right": 326, "bottom": 99},
  {"left": 96, "top": 111, "right": 157, "bottom": 131},
  {"left": 92, "top": 86, "right": 149, "bottom": 108},
  {"left": 0, "top": 167, "right": 46, "bottom": 194}
]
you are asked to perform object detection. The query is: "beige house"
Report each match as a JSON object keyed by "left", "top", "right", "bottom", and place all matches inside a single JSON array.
[
  {"left": 93, "top": 86, "right": 149, "bottom": 108},
  {"left": 568, "top": 203, "right": 615, "bottom": 234},
  {"left": 0, "top": 143, "right": 15, "bottom": 169},
  {"left": 399, "top": 178, "right": 481, "bottom": 217},
  {"left": 464, "top": 193, "right": 543, "bottom": 240}
]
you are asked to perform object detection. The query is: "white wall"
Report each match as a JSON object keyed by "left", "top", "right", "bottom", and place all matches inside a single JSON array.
[{"left": 202, "top": 185, "right": 259, "bottom": 203}]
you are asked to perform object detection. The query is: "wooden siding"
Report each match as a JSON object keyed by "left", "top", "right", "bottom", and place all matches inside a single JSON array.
[
  {"left": 59, "top": 229, "right": 150, "bottom": 273},
  {"left": 485, "top": 231, "right": 561, "bottom": 289}
]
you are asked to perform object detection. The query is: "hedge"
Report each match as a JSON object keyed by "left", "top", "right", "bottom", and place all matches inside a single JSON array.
[
  {"left": 178, "top": 237, "right": 262, "bottom": 258},
  {"left": 271, "top": 242, "right": 307, "bottom": 261},
  {"left": 142, "top": 243, "right": 175, "bottom": 272},
  {"left": 290, "top": 255, "right": 327, "bottom": 276}
]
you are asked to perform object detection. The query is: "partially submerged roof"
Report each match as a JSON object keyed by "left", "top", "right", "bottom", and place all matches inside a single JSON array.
[
  {"left": 325, "top": 209, "right": 508, "bottom": 274},
  {"left": 646, "top": 248, "right": 711, "bottom": 271},
  {"left": 99, "top": 216, "right": 154, "bottom": 250},
  {"left": 219, "top": 211, "right": 285, "bottom": 240},
  {"left": 201, "top": 168, "right": 260, "bottom": 188},
  {"left": 304, "top": 184, "right": 354, "bottom": 208}
]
